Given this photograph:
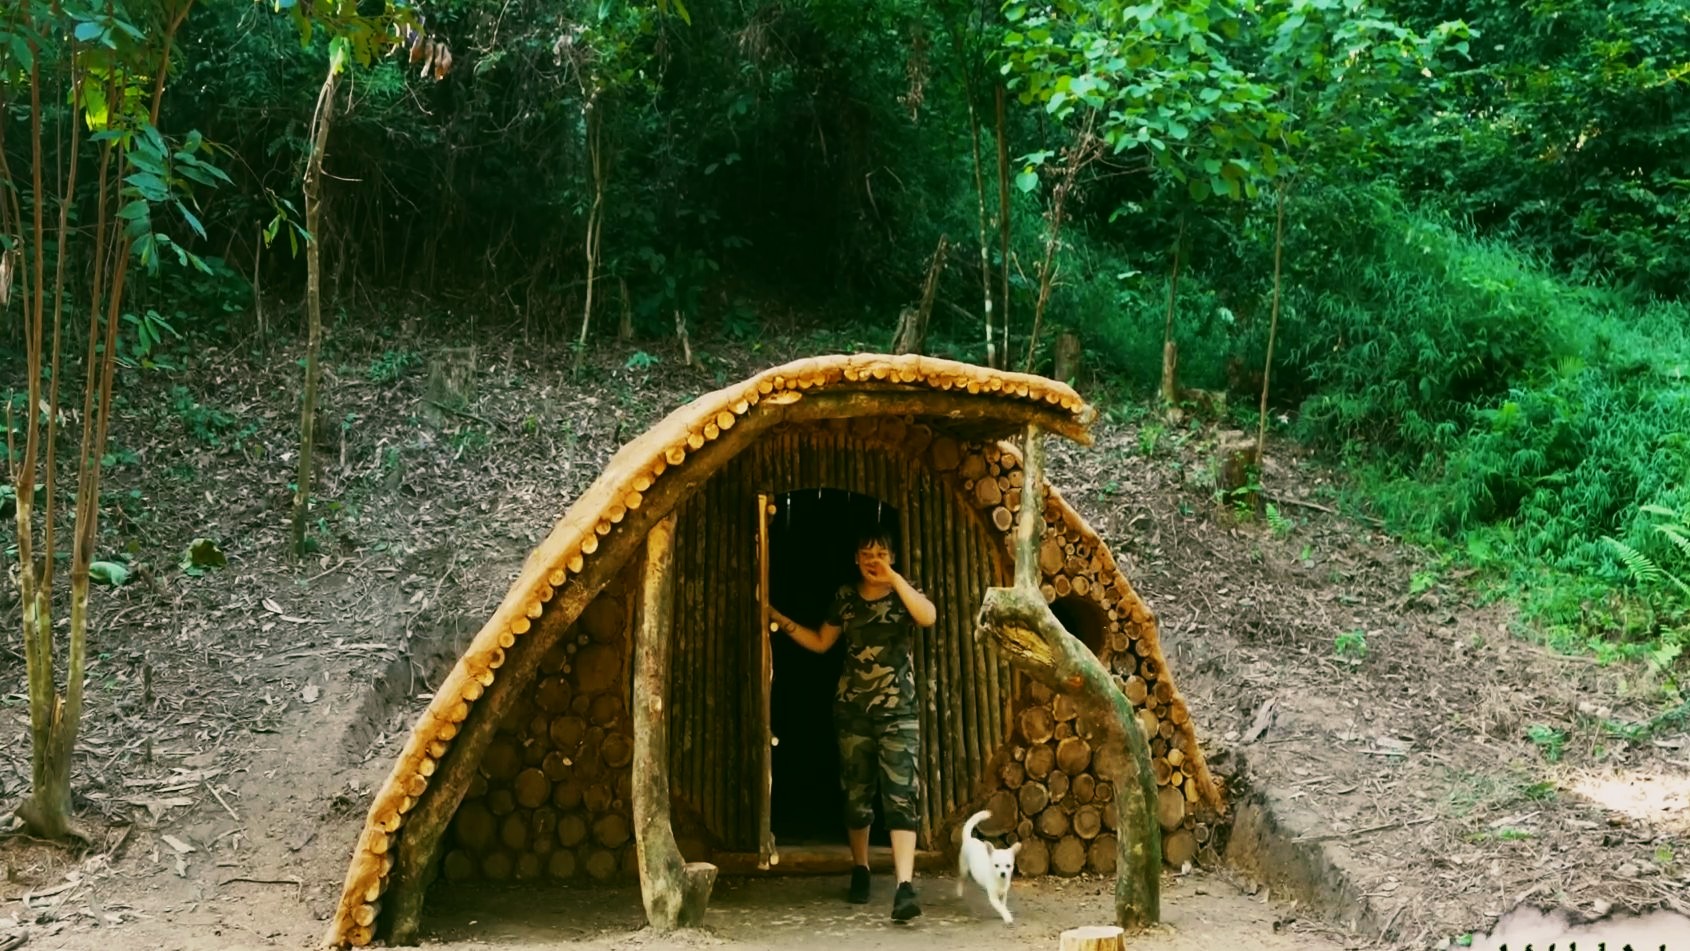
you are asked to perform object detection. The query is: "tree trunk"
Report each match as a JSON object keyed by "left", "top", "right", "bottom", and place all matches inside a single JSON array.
[
  {"left": 573, "top": 104, "right": 604, "bottom": 377},
  {"left": 675, "top": 309, "right": 694, "bottom": 368},
  {"left": 1052, "top": 332, "right": 1082, "bottom": 385},
  {"left": 892, "top": 234, "right": 949, "bottom": 355},
  {"left": 966, "top": 96, "right": 998, "bottom": 368},
  {"left": 994, "top": 84, "right": 1012, "bottom": 363},
  {"left": 1255, "top": 181, "right": 1288, "bottom": 465},
  {"left": 11, "top": 3, "right": 191, "bottom": 841},
  {"left": 1023, "top": 130, "right": 1094, "bottom": 373},
  {"left": 1159, "top": 216, "right": 1187, "bottom": 408},
  {"left": 974, "top": 424, "right": 1160, "bottom": 929},
  {"left": 633, "top": 514, "right": 717, "bottom": 930},
  {"left": 292, "top": 59, "right": 340, "bottom": 558},
  {"left": 618, "top": 277, "right": 634, "bottom": 343}
]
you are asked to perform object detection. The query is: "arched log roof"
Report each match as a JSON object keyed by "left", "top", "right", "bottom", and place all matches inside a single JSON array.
[{"left": 325, "top": 354, "right": 1215, "bottom": 947}]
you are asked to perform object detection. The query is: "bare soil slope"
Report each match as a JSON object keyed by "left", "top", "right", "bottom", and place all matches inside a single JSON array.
[{"left": 2, "top": 327, "right": 1685, "bottom": 950}]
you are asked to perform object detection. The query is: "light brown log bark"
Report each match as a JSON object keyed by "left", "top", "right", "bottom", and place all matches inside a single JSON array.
[
  {"left": 1026, "top": 743, "right": 1056, "bottom": 780},
  {"left": 1020, "top": 706, "right": 1055, "bottom": 744},
  {"left": 999, "top": 760, "right": 1026, "bottom": 789},
  {"left": 1018, "top": 782, "right": 1049, "bottom": 818},
  {"left": 1017, "top": 836, "right": 1050, "bottom": 876},
  {"left": 1073, "top": 804, "right": 1103, "bottom": 840},
  {"left": 1036, "top": 805, "right": 1070, "bottom": 839},
  {"left": 1056, "top": 736, "right": 1091, "bottom": 775},
  {"left": 1051, "top": 835, "right": 1086, "bottom": 876},
  {"left": 632, "top": 514, "right": 716, "bottom": 930},
  {"left": 1156, "top": 785, "right": 1185, "bottom": 831},
  {"left": 515, "top": 769, "right": 551, "bottom": 810}
]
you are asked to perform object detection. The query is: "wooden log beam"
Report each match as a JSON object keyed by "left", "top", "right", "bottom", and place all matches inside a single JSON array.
[
  {"left": 974, "top": 423, "right": 1160, "bottom": 931},
  {"left": 632, "top": 513, "right": 715, "bottom": 930}
]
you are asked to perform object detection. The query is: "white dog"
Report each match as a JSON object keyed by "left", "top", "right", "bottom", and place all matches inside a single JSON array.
[{"left": 956, "top": 809, "right": 1021, "bottom": 924}]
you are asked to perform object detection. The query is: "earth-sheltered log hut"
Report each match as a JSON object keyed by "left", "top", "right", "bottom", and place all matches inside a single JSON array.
[{"left": 326, "top": 354, "right": 1226, "bottom": 948}]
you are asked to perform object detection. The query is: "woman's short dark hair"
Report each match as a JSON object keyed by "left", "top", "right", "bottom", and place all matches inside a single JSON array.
[{"left": 855, "top": 527, "right": 895, "bottom": 553}]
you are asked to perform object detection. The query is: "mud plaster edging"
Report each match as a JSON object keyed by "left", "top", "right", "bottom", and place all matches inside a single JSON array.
[{"left": 1222, "top": 745, "right": 1385, "bottom": 938}]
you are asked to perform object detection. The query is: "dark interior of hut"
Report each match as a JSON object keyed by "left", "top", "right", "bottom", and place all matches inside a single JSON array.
[{"left": 767, "top": 488, "right": 902, "bottom": 847}]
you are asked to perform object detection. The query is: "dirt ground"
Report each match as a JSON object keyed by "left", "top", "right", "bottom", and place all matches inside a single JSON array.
[{"left": 3, "top": 327, "right": 1686, "bottom": 951}]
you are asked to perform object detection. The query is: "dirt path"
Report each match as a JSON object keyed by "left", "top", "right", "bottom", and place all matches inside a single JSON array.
[
  {"left": 3, "top": 329, "right": 1686, "bottom": 951},
  {"left": 7, "top": 868, "right": 1343, "bottom": 951}
]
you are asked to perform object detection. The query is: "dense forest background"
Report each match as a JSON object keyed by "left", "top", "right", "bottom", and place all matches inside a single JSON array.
[{"left": 5, "top": 0, "right": 1688, "bottom": 669}]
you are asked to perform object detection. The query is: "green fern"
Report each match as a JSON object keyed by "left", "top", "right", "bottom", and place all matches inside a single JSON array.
[
  {"left": 1603, "top": 536, "right": 1666, "bottom": 585},
  {"left": 1605, "top": 506, "right": 1690, "bottom": 598}
]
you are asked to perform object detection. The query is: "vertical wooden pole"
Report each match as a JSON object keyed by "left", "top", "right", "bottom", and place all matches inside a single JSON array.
[
  {"left": 964, "top": 514, "right": 990, "bottom": 782},
  {"left": 757, "top": 490, "right": 777, "bottom": 869},
  {"left": 702, "top": 475, "right": 720, "bottom": 839},
  {"left": 940, "top": 484, "right": 966, "bottom": 820},
  {"left": 633, "top": 513, "right": 717, "bottom": 929}
]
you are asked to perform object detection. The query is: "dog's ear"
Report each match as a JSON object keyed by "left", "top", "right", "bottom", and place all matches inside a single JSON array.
[{"left": 1008, "top": 841, "right": 1022, "bottom": 856}]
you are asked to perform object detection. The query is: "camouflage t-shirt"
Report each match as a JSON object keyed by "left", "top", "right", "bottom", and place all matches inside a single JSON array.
[{"left": 826, "top": 584, "right": 922, "bottom": 719}]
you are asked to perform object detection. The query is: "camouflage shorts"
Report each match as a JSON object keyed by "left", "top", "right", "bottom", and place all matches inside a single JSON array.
[{"left": 835, "top": 713, "right": 922, "bottom": 832}]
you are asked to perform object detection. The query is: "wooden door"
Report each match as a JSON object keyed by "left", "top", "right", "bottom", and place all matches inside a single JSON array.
[{"left": 755, "top": 492, "right": 777, "bottom": 869}]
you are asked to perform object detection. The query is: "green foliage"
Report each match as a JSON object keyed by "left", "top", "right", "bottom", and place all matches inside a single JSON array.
[
  {"left": 1002, "top": 0, "right": 1282, "bottom": 202},
  {"left": 1385, "top": 0, "right": 1690, "bottom": 295},
  {"left": 179, "top": 536, "right": 226, "bottom": 576},
  {"left": 1604, "top": 506, "right": 1690, "bottom": 600},
  {"left": 1334, "top": 628, "right": 1367, "bottom": 659},
  {"left": 169, "top": 386, "right": 245, "bottom": 447},
  {"left": 1526, "top": 724, "right": 1566, "bottom": 763},
  {"left": 367, "top": 349, "right": 420, "bottom": 383},
  {"left": 118, "top": 309, "right": 185, "bottom": 370}
]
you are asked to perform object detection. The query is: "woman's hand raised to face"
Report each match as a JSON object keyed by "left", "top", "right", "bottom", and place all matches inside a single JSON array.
[{"left": 861, "top": 559, "right": 897, "bottom": 585}]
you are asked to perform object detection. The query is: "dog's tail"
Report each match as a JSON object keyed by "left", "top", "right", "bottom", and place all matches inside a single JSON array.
[{"left": 961, "top": 809, "right": 992, "bottom": 842}]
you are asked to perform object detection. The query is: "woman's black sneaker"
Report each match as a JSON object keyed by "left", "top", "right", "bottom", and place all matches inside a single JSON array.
[
  {"left": 848, "top": 865, "right": 871, "bottom": 904},
  {"left": 891, "top": 881, "right": 921, "bottom": 921}
]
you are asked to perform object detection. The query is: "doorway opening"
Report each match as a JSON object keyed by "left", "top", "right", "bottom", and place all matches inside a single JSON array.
[{"left": 766, "top": 488, "right": 901, "bottom": 846}]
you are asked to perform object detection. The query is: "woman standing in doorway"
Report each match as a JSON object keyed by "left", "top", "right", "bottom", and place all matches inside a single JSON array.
[{"left": 769, "top": 527, "right": 937, "bottom": 922}]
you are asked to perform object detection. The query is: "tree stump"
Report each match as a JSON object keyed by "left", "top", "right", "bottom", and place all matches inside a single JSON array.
[
  {"left": 892, "top": 234, "right": 949, "bottom": 355},
  {"left": 424, "top": 346, "right": 477, "bottom": 423},
  {"left": 1052, "top": 331, "right": 1083, "bottom": 384},
  {"left": 1060, "top": 925, "right": 1125, "bottom": 951}
]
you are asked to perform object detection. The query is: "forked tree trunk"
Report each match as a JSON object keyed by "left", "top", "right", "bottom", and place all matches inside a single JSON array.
[
  {"left": 974, "top": 425, "right": 1160, "bottom": 929},
  {"left": 633, "top": 513, "right": 718, "bottom": 929},
  {"left": 293, "top": 60, "right": 340, "bottom": 558},
  {"left": 892, "top": 234, "right": 949, "bottom": 355},
  {"left": 1023, "top": 128, "right": 1095, "bottom": 374}
]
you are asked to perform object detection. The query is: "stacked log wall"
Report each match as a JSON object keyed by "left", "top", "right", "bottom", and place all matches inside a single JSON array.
[
  {"left": 439, "top": 563, "right": 642, "bottom": 886},
  {"left": 907, "top": 433, "right": 1225, "bottom": 873}
]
